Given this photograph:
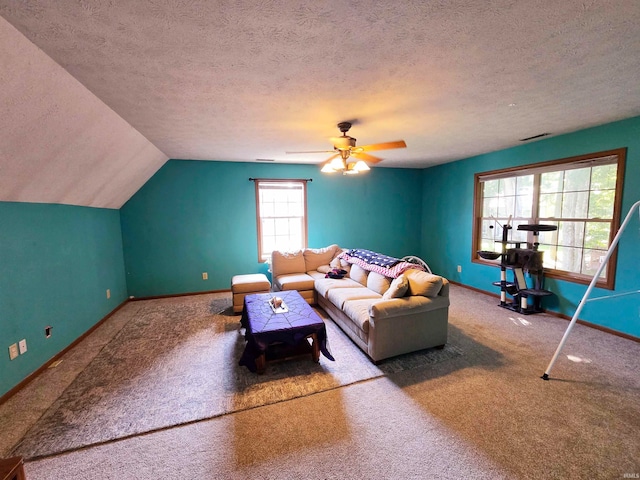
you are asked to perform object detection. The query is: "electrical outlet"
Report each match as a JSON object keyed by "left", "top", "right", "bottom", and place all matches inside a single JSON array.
[
  {"left": 202, "top": 272, "right": 208, "bottom": 280},
  {"left": 457, "top": 265, "right": 462, "bottom": 273},
  {"left": 8, "top": 343, "right": 18, "bottom": 360},
  {"left": 106, "top": 289, "right": 111, "bottom": 299},
  {"left": 19, "top": 339, "right": 27, "bottom": 354}
]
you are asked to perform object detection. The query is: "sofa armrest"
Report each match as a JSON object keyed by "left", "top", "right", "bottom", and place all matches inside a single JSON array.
[
  {"left": 439, "top": 278, "right": 450, "bottom": 297},
  {"left": 369, "top": 295, "right": 450, "bottom": 320}
]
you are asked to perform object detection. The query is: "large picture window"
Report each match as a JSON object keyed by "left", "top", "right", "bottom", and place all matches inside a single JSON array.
[
  {"left": 473, "top": 148, "right": 626, "bottom": 289},
  {"left": 255, "top": 179, "right": 308, "bottom": 262}
]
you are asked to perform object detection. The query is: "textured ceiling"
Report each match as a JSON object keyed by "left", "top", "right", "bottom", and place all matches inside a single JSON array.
[{"left": 1, "top": 1, "right": 640, "bottom": 207}]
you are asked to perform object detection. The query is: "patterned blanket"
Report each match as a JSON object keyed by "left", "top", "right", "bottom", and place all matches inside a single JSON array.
[
  {"left": 347, "top": 249, "right": 401, "bottom": 268},
  {"left": 339, "top": 249, "right": 425, "bottom": 278}
]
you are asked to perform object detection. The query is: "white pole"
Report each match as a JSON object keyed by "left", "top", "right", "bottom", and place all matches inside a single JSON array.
[{"left": 542, "top": 200, "right": 640, "bottom": 380}]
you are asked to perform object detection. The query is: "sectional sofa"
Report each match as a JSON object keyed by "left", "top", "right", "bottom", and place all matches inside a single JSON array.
[{"left": 270, "top": 245, "right": 450, "bottom": 362}]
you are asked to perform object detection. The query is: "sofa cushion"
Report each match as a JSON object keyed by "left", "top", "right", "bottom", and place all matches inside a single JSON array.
[
  {"left": 330, "top": 254, "right": 351, "bottom": 269},
  {"left": 382, "top": 274, "right": 409, "bottom": 300},
  {"left": 271, "top": 250, "right": 306, "bottom": 276},
  {"left": 349, "top": 264, "right": 369, "bottom": 286},
  {"left": 315, "top": 277, "right": 363, "bottom": 297},
  {"left": 327, "top": 287, "right": 381, "bottom": 310},
  {"left": 342, "top": 299, "right": 379, "bottom": 334},
  {"left": 405, "top": 269, "right": 444, "bottom": 297},
  {"left": 275, "top": 273, "right": 315, "bottom": 291},
  {"left": 367, "top": 272, "right": 391, "bottom": 295},
  {"left": 307, "top": 270, "right": 327, "bottom": 280},
  {"left": 304, "top": 244, "right": 340, "bottom": 272}
]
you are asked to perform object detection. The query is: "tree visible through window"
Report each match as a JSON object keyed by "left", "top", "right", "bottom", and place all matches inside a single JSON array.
[
  {"left": 255, "top": 179, "right": 308, "bottom": 262},
  {"left": 473, "top": 148, "right": 626, "bottom": 289}
]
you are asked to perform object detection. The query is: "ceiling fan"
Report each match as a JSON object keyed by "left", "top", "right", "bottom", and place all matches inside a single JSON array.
[{"left": 286, "top": 122, "right": 407, "bottom": 174}]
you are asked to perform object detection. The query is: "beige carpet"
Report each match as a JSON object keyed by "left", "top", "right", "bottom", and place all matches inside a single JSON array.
[
  {"left": 10, "top": 293, "right": 461, "bottom": 460},
  {"left": 3, "top": 285, "right": 639, "bottom": 479}
]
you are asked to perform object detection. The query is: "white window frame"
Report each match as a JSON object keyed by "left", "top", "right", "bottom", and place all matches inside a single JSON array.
[
  {"left": 473, "top": 148, "right": 626, "bottom": 290},
  {"left": 255, "top": 179, "right": 308, "bottom": 262}
]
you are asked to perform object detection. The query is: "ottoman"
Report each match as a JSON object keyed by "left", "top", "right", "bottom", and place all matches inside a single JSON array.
[{"left": 231, "top": 274, "right": 271, "bottom": 313}]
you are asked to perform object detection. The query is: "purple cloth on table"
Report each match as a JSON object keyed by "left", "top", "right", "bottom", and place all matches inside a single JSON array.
[{"left": 239, "top": 290, "right": 334, "bottom": 372}]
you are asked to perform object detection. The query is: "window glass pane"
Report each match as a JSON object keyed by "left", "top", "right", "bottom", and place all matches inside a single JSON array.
[
  {"left": 556, "top": 246, "right": 583, "bottom": 273},
  {"left": 557, "top": 221, "right": 584, "bottom": 248},
  {"left": 539, "top": 244, "right": 556, "bottom": 270},
  {"left": 561, "top": 191, "right": 589, "bottom": 218},
  {"left": 591, "top": 164, "right": 617, "bottom": 190},
  {"left": 261, "top": 202, "right": 274, "bottom": 217},
  {"left": 481, "top": 239, "right": 496, "bottom": 251},
  {"left": 289, "top": 202, "right": 303, "bottom": 217},
  {"left": 516, "top": 175, "right": 534, "bottom": 194},
  {"left": 515, "top": 194, "right": 532, "bottom": 217},
  {"left": 539, "top": 193, "right": 562, "bottom": 218},
  {"left": 262, "top": 218, "right": 275, "bottom": 236},
  {"left": 588, "top": 190, "right": 614, "bottom": 219},
  {"left": 274, "top": 217, "right": 290, "bottom": 234},
  {"left": 538, "top": 221, "right": 559, "bottom": 245},
  {"left": 484, "top": 179, "right": 499, "bottom": 197},
  {"left": 499, "top": 177, "right": 516, "bottom": 196},
  {"left": 563, "top": 167, "right": 590, "bottom": 192},
  {"left": 497, "top": 196, "right": 515, "bottom": 218},
  {"left": 584, "top": 222, "right": 610, "bottom": 250},
  {"left": 274, "top": 201, "right": 289, "bottom": 217},
  {"left": 481, "top": 219, "right": 497, "bottom": 240},
  {"left": 540, "top": 171, "right": 563, "bottom": 193},
  {"left": 483, "top": 197, "right": 498, "bottom": 218},
  {"left": 582, "top": 249, "right": 607, "bottom": 278},
  {"left": 510, "top": 220, "right": 528, "bottom": 243},
  {"left": 262, "top": 236, "right": 276, "bottom": 255}
]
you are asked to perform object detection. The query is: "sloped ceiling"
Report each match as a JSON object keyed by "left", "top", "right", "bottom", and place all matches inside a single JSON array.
[
  {"left": 1, "top": 1, "right": 640, "bottom": 209},
  {"left": 0, "top": 16, "right": 167, "bottom": 209}
]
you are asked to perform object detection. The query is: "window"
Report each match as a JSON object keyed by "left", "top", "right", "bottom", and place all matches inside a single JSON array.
[
  {"left": 255, "top": 179, "right": 308, "bottom": 262},
  {"left": 473, "top": 148, "right": 626, "bottom": 289}
]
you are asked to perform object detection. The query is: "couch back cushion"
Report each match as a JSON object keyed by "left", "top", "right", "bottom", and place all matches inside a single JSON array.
[
  {"left": 349, "top": 264, "right": 369, "bottom": 286},
  {"left": 405, "top": 269, "right": 443, "bottom": 297},
  {"left": 271, "top": 250, "right": 306, "bottom": 277},
  {"left": 382, "top": 274, "right": 409, "bottom": 300},
  {"left": 304, "top": 244, "right": 340, "bottom": 272},
  {"left": 367, "top": 272, "right": 391, "bottom": 295}
]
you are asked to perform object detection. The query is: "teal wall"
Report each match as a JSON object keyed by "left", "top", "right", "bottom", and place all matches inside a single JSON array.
[
  {"left": 3, "top": 116, "right": 638, "bottom": 399},
  {"left": 421, "top": 116, "right": 640, "bottom": 337},
  {"left": 0, "top": 202, "right": 127, "bottom": 398},
  {"left": 120, "top": 161, "right": 424, "bottom": 297}
]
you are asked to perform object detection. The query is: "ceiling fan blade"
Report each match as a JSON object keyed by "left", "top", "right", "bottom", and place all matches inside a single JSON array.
[
  {"left": 286, "top": 150, "right": 335, "bottom": 154},
  {"left": 352, "top": 152, "right": 382, "bottom": 164},
  {"left": 360, "top": 140, "right": 407, "bottom": 152}
]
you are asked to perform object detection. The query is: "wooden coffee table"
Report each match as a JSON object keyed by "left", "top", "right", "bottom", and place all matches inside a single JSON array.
[{"left": 239, "top": 290, "right": 334, "bottom": 373}]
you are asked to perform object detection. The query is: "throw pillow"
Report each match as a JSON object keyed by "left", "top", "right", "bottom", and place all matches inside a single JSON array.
[
  {"left": 349, "top": 264, "right": 369, "bottom": 285},
  {"left": 405, "top": 269, "right": 443, "bottom": 297},
  {"left": 382, "top": 274, "right": 409, "bottom": 300},
  {"left": 367, "top": 272, "right": 392, "bottom": 295}
]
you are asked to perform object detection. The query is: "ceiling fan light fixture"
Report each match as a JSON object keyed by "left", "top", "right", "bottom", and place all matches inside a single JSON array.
[
  {"left": 353, "top": 160, "right": 370, "bottom": 172},
  {"left": 330, "top": 156, "right": 346, "bottom": 170},
  {"left": 334, "top": 136, "right": 357, "bottom": 150},
  {"left": 321, "top": 162, "right": 336, "bottom": 173}
]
